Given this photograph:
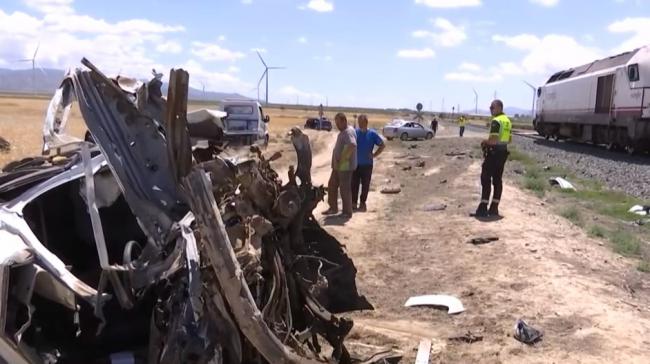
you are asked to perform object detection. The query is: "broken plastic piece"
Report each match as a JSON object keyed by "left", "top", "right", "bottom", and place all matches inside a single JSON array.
[
  {"left": 549, "top": 177, "right": 576, "bottom": 191},
  {"left": 629, "top": 205, "right": 650, "bottom": 216},
  {"left": 513, "top": 319, "right": 543, "bottom": 344},
  {"left": 380, "top": 185, "right": 402, "bottom": 194},
  {"left": 404, "top": 295, "right": 465, "bottom": 314},
  {"left": 414, "top": 339, "right": 431, "bottom": 364}
]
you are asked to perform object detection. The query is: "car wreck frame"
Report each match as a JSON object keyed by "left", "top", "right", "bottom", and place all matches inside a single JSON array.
[{"left": 0, "top": 59, "right": 388, "bottom": 364}]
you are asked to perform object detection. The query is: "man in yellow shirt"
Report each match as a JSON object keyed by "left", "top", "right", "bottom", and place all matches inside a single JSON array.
[
  {"left": 475, "top": 100, "right": 512, "bottom": 218},
  {"left": 323, "top": 113, "right": 357, "bottom": 219},
  {"left": 458, "top": 115, "right": 467, "bottom": 137}
]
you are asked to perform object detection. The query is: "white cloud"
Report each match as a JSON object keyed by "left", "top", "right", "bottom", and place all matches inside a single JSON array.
[
  {"left": 181, "top": 59, "right": 251, "bottom": 94},
  {"left": 412, "top": 18, "right": 467, "bottom": 47},
  {"left": 251, "top": 47, "right": 267, "bottom": 54},
  {"left": 24, "top": 0, "right": 73, "bottom": 14},
  {"left": 300, "top": 0, "right": 334, "bottom": 12},
  {"left": 0, "top": 5, "right": 185, "bottom": 77},
  {"left": 191, "top": 41, "right": 245, "bottom": 62},
  {"left": 397, "top": 48, "right": 435, "bottom": 59},
  {"left": 530, "top": 0, "right": 559, "bottom": 6},
  {"left": 241, "top": 0, "right": 253, "bottom": 4},
  {"left": 278, "top": 85, "right": 322, "bottom": 100},
  {"left": 459, "top": 62, "right": 481, "bottom": 72},
  {"left": 445, "top": 61, "right": 524, "bottom": 83},
  {"left": 156, "top": 40, "right": 182, "bottom": 54},
  {"left": 492, "top": 33, "right": 540, "bottom": 50},
  {"left": 608, "top": 17, "right": 650, "bottom": 53},
  {"left": 227, "top": 65, "right": 240, "bottom": 73},
  {"left": 298, "top": 36, "right": 308, "bottom": 44},
  {"left": 494, "top": 33, "right": 601, "bottom": 74},
  {"left": 414, "top": 0, "right": 481, "bottom": 8},
  {"left": 218, "top": 35, "right": 227, "bottom": 41}
]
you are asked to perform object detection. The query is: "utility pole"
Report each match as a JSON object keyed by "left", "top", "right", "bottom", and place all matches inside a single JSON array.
[{"left": 472, "top": 88, "right": 478, "bottom": 115}]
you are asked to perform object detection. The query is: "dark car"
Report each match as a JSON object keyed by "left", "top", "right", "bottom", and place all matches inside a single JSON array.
[{"left": 304, "top": 117, "right": 332, "bottom": 131}]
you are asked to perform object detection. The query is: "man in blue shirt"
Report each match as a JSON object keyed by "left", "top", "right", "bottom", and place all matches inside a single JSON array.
[{"left": 352, "top": 114, "right": 385, "bottom": 212}]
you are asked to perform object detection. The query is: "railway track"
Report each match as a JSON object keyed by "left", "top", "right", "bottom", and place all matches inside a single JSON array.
[{"left": 465, "top": 123, "right": 650, "bottom": 198}]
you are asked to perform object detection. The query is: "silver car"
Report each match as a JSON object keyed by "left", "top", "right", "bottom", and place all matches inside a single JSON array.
[{"left": 382, "top": 120, "right": 434, "bottom": 141}]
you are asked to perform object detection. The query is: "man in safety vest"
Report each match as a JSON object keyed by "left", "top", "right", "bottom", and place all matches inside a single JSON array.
[
  {"left": 475, "top": 99, "right": 512, "bottom": 218},
  {"left": 458, "top": 115, "right": 467, "bottom": 137}
]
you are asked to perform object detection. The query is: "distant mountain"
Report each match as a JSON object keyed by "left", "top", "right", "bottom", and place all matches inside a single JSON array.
[
  {"left": 0, "top": 68, "right": 250, "bottom": 102},
  {"left": 0, "top": 68, "right": 65, "bottom": 94}
]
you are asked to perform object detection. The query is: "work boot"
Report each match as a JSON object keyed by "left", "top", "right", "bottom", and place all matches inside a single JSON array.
[
  {"left": 488, "top": 203, "right": 500, "bottom": 217},
  {"left": 358, "top": 203, "right": 367, "bottom": 212},
  {"left": 475, "top": 203, "right": 488, "bottom": 217}
]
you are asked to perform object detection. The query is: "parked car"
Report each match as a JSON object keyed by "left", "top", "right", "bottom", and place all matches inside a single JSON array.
[
  {"left": 382, "top": 120, "right": 434, "bottom": 141},
  {"left": 304, "top": 117, "right": 332, "bottom": 131}
]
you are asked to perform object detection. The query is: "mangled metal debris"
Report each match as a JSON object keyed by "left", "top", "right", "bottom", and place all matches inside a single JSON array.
[
  {"left": 404, "top": 295, "right": 465, "bottom": 315},
  {"left": 629, "top": 205, "right": 650, "bottom": 216},
  {"left": 548, "top": 177, "right": 576, "bottom": 191},
  {"left": 0, "top": 59, "right": 381, "bottom": 364}
]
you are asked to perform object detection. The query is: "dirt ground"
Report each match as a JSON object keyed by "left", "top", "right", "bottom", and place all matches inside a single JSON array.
[
  {"left": 3, "top": 94, "right": 650, "bottom": 363},
  {"left": 301, "top": 125, "right": 650, "bottom": 363}
]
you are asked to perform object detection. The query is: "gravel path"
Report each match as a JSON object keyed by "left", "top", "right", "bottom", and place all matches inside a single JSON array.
[{"left": 512, "top": 135, "right": 650, "bottom": 199}]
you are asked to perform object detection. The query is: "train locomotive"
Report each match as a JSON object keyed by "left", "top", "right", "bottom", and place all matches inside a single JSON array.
[{"left": 534, "top": 45, "right": 650, "bottom": 153}]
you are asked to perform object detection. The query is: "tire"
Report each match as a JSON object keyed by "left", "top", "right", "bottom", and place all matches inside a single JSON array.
[
  {"left": 426, "top": 132, "right": 433, "bottom": 140},
  {"left": 400, "top": 133, "right": 408, "bottom": 141}
]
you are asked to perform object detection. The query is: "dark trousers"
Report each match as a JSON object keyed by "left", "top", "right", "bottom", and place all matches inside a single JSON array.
[
  {"left": 352, "top": 165, "right": 373, "bottom": 206},
  {"left": 480, "top": 149, "right": 508, "bottom": 204},
  {"left": 459, "top": 126, "right": 465, "bottom": 137}
]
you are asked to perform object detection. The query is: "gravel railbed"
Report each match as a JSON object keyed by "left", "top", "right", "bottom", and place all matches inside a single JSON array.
[{"left": 511, "top": 135, "right": 650, "bottom": 199}]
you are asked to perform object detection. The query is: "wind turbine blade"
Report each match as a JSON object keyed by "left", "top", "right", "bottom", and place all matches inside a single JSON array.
[
  {"left": 256, "top": 51, "right": 267, "bottom": 68},
  {"left": 33, "top": 43, "right": 40, "bottom": 59},
  {"left": 523, "top": 80, "right": 535, "bottom": 89},
  {"left": 16, "top": 59, "right": 31, "bottom": 62},
  {"left": 267, "top": 66, "right": 285, "bottom": 70},
  {"left": 38, "top": 65, "right": 47, "bottom": 77},
  {"left": 257, "top": 70, "right": 267, "bottom": 87}
]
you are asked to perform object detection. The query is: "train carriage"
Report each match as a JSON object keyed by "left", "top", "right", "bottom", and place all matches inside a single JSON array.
[{"left": 534, "top": 45, "right": 650, "bottom": 153}]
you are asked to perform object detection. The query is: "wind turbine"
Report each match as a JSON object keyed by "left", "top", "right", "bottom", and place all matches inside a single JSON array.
[
  {"left": 523, "top": 80, "right": 537, "bottom": 118},
  {"left": 472, "top": 88, "right": 478, "bottom": 115},
  {"left": 256, "top": 51, "right": 285, "bottom": 105},
  {"left": 16, "top": 43, "right": 45, "bottom": 94}
]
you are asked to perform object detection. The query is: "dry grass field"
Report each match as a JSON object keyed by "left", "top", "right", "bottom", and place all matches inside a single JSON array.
[{"left": 0, "top": 94, "right": 405, "bottom": 166}]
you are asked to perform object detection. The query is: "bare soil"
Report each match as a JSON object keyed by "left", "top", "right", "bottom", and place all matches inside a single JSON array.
[{"left": 302, "top": 124, "right": 650, "bottom": 363}]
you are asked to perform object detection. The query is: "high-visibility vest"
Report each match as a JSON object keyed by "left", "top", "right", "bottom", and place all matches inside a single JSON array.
[{"left": 491, "top": 114, "right": 512, "bottom": 144}]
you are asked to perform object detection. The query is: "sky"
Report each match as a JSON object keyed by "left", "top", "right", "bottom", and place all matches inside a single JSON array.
[{"left": 0, "top": 0, "right": 649, "bottom": 111}]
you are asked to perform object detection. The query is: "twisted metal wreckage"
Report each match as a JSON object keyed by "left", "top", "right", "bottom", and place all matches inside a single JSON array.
[{"left": 0, "top": 59, "right": 400, "bottom": 364}]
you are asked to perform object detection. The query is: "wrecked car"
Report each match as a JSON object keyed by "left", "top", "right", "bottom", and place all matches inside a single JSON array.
[{"left": 0, "top": 59, "right": 389, "bottom": 364}]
